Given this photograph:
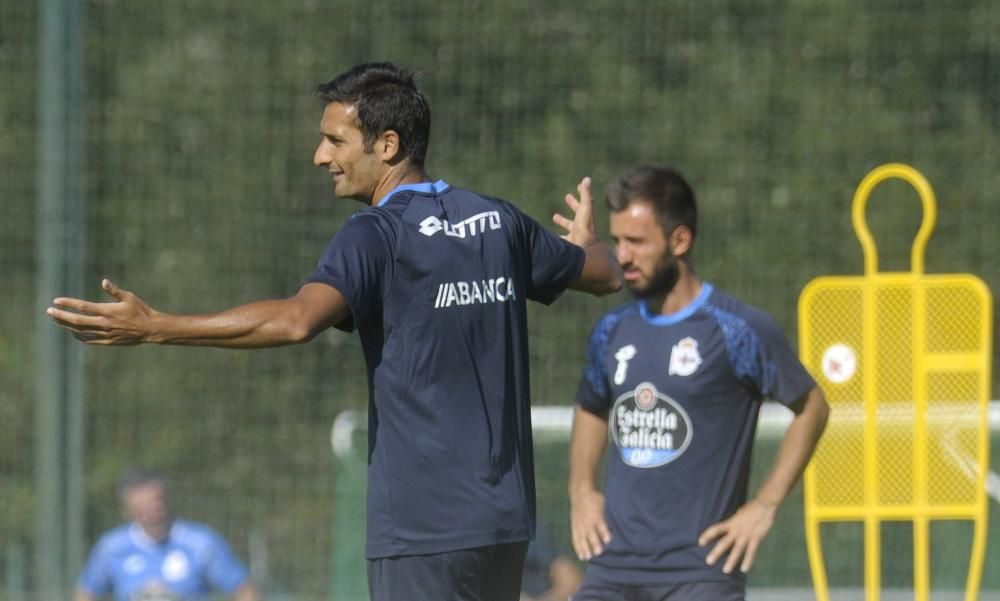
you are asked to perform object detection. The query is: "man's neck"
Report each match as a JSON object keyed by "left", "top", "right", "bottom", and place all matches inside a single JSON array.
[
  {"left": 648, "top": 272, "right": 703, "bottom": 316},
  {"left": 131, "top": 520, "right": 173, "bottom": 545},
  {"left": 370, "top": 165, "right": 430, "bottom": 206}
]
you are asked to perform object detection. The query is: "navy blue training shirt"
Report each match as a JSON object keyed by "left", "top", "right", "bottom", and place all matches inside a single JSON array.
[
  {"left": 575, "top": 284, "right": 815, "bottom": 585},
  {"left": 308, "top": 180, "right": 585, "bottom": 558}
]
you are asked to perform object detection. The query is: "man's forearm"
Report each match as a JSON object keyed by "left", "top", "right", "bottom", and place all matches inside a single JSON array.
[
  {"left": 49, "top": 280, "right": 348, "bottom": 348},
  {"left": 753, "top": 387, "right": 829, "bottom": 508},
  {"left": 152, "top": 283, "right": 349, "bottom": 348},
  {"left": 569, "top": 406, "right": 610, "bottom": 498},
  {"left": 232, "top": 582, "right": 259, "bottom": 601},
  {"left": 146, "top": 299, "right": 320, "bottom": 348},
  {"left": 74, "top": 588, "right": 96, "bottom": 601},
  {"left": 573, "top": 242, "right": 623, "bottom": 297}
]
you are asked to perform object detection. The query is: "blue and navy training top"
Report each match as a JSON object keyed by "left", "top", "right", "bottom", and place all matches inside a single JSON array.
[
  {"left": 575, "top": 284, "right": 815, "bottom": 585},
  {"left": 77, "top": 519, "right": 249, "bottom": 601},
  {"left": 308, "top": 180, "right": 585, "bottom": 558}
]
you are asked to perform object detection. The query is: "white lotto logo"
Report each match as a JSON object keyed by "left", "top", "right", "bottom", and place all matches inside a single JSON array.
[
  {"left": 434, "top": 277, "right": 516, "bottom": 308},
  {"left": 419, "top": 211, "right": 502, "bottom": 238},
  {"left": 821, "top": 343, "right": 857, "bottom": 384},
  {"left": 668, "top": 337, "right": 702, "bottom": 376}
]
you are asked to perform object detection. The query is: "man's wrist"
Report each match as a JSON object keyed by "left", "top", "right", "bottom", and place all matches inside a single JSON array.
[
  {"left": 751, "top": 495, "right": 781, "bottom": 512},
  {"left": 144, "top": 310, "right": 167, "bottom": 344},
  {"left": 569, "top": 483, "right": 598, "bottom": 503}
]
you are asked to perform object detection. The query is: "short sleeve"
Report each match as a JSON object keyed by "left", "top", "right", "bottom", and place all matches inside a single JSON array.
[
  {"left": 750, "top": 312, "right": 816, "bottom": 406},
  {"left": 515, "top": 209, "right": 585, "bottom": 305},
  {"left": 711, "top": 304, "right": 815, "bottom": 407},
  {"left": 77, "top": 538, "right": 112, "bottom": 596},
  {"left": 306, "top": 212, "right": 392, "bottom": 332},
  {"left": 203, "top": 530, "right": 249, "bottom": 593},
  {"left": 574, "top": 312, "right": 617, "bottom": 413}
]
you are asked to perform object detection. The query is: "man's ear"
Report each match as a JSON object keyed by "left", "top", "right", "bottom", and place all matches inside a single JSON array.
[
  {"left": 376, "top": 130, "right": 402, "bottom": 162},
  {"left": 669, "top": 225, "right": 694, "bottom": 257}
]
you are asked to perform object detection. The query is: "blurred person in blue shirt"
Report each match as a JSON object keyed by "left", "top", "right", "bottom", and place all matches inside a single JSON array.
[{"left": 75, "top": 469, "right": 259, "bottom": 601}]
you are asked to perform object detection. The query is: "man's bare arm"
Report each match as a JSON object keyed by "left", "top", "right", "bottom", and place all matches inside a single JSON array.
[
  {"left": 699, "top": 386, "right": 829, "bottom": 574},
  {"left": 48, "top": 279, "right": 349, "bottom": 348},
  {"left": 232, "top": 581, "right": 259, "bottom": 601},
  {"left": 544, "top": 556, "right": 583, "bottom": 601},
  {"left": 74, "top": 588, "right": 96, "bottom": 601},
  {"left": 553, "top": 177, "right": 623, "bottom": 296},
  {"left": 568, "top": 405, "right": 613, "bottom": 561}
]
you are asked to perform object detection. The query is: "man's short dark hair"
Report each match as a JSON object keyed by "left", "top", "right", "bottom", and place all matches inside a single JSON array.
[
  {"left": 316, "top": 62, "right": 431, "bottom": 168},
  {"left": 605, "top": 165, "right": 697, "bottom": 241},
  {"left": 117, "top": 467, "right": 167, "bottom": 500}
]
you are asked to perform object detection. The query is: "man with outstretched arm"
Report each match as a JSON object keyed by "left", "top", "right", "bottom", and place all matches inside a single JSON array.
[{"left": 49, "top": 62, "right": 622, "bottom": 601}]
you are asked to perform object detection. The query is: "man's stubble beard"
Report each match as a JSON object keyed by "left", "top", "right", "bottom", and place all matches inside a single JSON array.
[{"left": 629, "top": 254, "right": 680, "bottom": 300}]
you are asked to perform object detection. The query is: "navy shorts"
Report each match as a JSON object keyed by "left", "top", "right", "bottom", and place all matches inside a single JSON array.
[
  {"left": 572, "top": 570, "right": 745, "bottom": 601},
  {"left": 367, "top": 541, "right": 529, "bottom": 601}
]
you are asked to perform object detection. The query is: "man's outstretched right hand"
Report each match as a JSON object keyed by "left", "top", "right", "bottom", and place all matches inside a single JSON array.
[{"left": 48, "top": 278, "right": 156, "bottom": 345}]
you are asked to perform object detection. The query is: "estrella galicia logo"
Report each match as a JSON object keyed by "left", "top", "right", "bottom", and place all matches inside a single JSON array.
[{"left": 611, "top": 381, "right": 692, "bottom": 468}]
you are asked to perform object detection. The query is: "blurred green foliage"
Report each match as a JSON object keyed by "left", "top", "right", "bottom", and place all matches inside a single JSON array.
[{"left": 2, "top": 0, "right": 998, "bottom": 596}]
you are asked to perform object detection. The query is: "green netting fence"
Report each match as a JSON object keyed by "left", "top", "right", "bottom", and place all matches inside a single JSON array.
[{"left": 2, "top": 0, "right": 999, "bottom": 599}]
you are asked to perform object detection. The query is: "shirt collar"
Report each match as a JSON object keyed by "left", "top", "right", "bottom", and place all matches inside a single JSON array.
[
  {"left": 128, "top": 521, "right": 174, "bottom": 548},
  {"left": 376, "top": 179, "right": 450, "bottom": 207},
  {"left": 639, "top": 283, "right": 714, "bottom": 326}
]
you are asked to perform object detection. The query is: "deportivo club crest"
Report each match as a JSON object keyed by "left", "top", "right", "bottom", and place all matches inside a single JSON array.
[
  {"left": 668, "top": 336, "right": 702, "bottom": 376},
  {"left": 611, "top": 382, "right": 693, "bottom": 468}
]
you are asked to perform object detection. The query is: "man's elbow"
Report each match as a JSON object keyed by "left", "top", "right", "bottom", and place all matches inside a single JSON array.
[
  {"left": 272, "top": 311, "right": 325, "bottom": 345},
  {"left": 583, "top": 245, "right": 624, "bottom": 296},
  {"left": 570, "top": 279, "right": 615, "bottom": 297},
  {"left": 574, "top": 268, "right": 624, "bottom": 297},
  {"left": 602, "top": 271, "right": 624, "bottom": 295},
  {"left": 592, "top": 278, "right": 623, "bottom": 296},
  {"left": 287, "top": 322, "right": 318, "bottom": 344}
]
